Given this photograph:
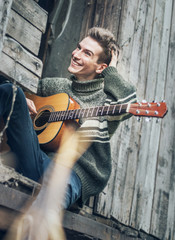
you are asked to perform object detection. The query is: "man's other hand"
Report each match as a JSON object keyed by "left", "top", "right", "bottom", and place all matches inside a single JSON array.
[
  {"left": 26, "top": 98, "right": 37, "bottom": 116},
  {"left": 109, "top": 49, "right": 118, "bottom": 67}
]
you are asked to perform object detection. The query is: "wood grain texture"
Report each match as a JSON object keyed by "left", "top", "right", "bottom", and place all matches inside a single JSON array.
[
  {"left": 0, "top": 52, "right": 38, "bottom": 93},
  {"left": 6, "top": 9, "right": 42, "bottom": 55},
  {"left": 2, "top": 37, "right": 43, "bottom": 77},
  {"left": 84, "top": 0, "right": 175, "bottom": 239},
  {"left": 0, "top": 0, "right": 13, "bottom": 56},
  {"left": 12, "top": 0, "right": 48, "bottom": 33}
]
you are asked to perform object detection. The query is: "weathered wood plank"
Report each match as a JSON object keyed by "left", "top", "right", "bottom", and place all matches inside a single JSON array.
[
  {"left": 79, "top": 0, "right": 97, "bottom": 39},
  {"left": 111, "top": 0, "right": 154, "bottom": 227},
  {"left": 95, "top": 0, "right": 140, "bottom": 223},
  {"left": 0, "top": 52, "right": 39, "bottom": 93},
  {"left": 2, "top": 37, "right": 43, "bottom": 77},
  {"left": 115, "top": 0, "right": 139, "bottom": 81},
  {"left": 150, "top": 0, "right": 175, "bottom": 239},
  {"left": 102, "top": 0, "right": 122, "bottom": 36},
  {"left": 92, "top": 0, "right": 175, "bottom": 239},
  {"left": 12, "top": 0, "right": 48, "bottom": 33},
  {"left": 6, "top": 9, "right": 42, "bottom": 55},
  {"left": 130, "top": 0, "right": 169, "bottom": 233},
  {"left": 128, "top": 0, "right": 157, "bottom": 231},
  {"left": 0, "top": 0, "right": 13, "bottom": 56},
  {"left": 63, "top": 210, "right": 140, "bottom": 240},
  {"left": 93, "top": 0, "right": 108, "bottom": 27}
]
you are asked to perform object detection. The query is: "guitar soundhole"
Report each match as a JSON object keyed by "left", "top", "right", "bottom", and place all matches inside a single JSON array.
[{"left": 35, "top": 110, "right": 50, "bottom": 128}]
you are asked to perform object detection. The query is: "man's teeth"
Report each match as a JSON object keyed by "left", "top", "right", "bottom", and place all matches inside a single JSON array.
[{"left": 73, "top": 59, "right": 81, "bottom": 66}]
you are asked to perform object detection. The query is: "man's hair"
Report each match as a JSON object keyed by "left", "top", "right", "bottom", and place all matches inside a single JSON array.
[{"left": 87, "top": 27, "right": 119, "bottom": 65}]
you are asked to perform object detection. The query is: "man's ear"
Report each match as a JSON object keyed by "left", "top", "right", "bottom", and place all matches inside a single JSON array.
[{"left": 96, "top": 63, "right": 108, "bottom": 74}]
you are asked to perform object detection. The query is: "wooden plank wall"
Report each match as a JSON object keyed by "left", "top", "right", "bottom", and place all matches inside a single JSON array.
[
  {"left": 0, "top": 0, "right": 13, "bottom": 56},
  {"left": 0, "top": 0, "right": 48, "bottom": 93},
  {"left": 80, "top": 0, "right": 175, "bottom": 239}
]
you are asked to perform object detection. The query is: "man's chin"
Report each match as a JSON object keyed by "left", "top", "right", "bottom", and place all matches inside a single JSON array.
[{"left": 68, "top": 65, "right": 76, "bottom": 74}]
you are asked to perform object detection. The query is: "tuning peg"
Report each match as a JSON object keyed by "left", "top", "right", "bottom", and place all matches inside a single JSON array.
[
  {"left": 156, "top": 118, "right": 160, "bottom": 123},
  {"left": 137, "top": 117, "right": 141, "bottom": 122},
  {"left": 145, "top": 117, "right": 151, "bottom": 122}
]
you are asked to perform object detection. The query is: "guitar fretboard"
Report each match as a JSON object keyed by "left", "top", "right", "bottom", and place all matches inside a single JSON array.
[{"left": 48, "top": 104, "right": 128, "bottom": 122}]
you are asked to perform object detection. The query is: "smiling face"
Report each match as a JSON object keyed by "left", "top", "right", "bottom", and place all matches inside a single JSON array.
[{"left": 68, "top": 37, "right": 107, "bottom": 81}]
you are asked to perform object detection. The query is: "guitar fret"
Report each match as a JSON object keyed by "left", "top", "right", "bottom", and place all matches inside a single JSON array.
[
  {"left": 106, "top": 106, "right": 110, "bottom": 115},
  {"left": 101, "top": 106, "right": 104, "bottom": 115},
  {"left": 112, "top": 105, "right": 116, "bottom": 114},
  {"left": 119, "top": 104, "right": 122, "bottom": 113},
  {"left": 96, "top": 107, "right": 99, "bottom": 116},
  {"left": 81, "top": 109, "right": 86, "bottom": 118},
  {"left": 90, "top": 107, "right": 94, "bottom": 117},
  {"left": 49, "top": 113, "right": 52, "bottom": 122},
  {"left": 74, "top": 109, "right": 79, "bottom": 119},
  {"left": 49, "top": 112, "right": 54, "bottom": 122},
  {"left": 60, "top": 111, "right": 65, "bottom": 120},
  {"left": 64, "top": 110, "right": 69, "bottom": 120},
  {"left": 55, "top": 113, "right": 59, "bottom": 121},
  {"left": 68, "top": 110, "right": 75, "bottom": 119},
  {"left": 58, "top": 111, "right": 62, "bottom": 120},
  {"left": 86, "top": 108, "right": 90, "bottom": 118},
  {"left": 52, "top": 112, "right": 56, "bottom": 122}
]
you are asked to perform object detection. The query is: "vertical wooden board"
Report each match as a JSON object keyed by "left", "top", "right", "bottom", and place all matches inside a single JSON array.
[
  {"left": 12, "top": 0, "right": 48, "bottom": 33},
  {"left": 79, "top": 0, "right": 97, "bottom": 39},
  {"left": 94, "top": 0, "right": 136, "bottom": 218},
  {"left": 96, "top": 0, "right": 145, "bottom": 225},
  {"left": 0, "top": 0, "right": 13, "bottom": 56},
  {"left": 110, "top": 119, "right": 140, "bottom": 225},
  {"left": 95, "top": 0, "right": 140, "bottom": 223},
  {"left": 6, "top": 9, "right": 42, "bottom": 55},
  {"left": 126, "top": 10, "right": 156, "bottom": 230},
  {"left": 117, "top": 0, "right": 139, "bottom": 81},
  {"left": 102, "top": 0, "right": 122, "bottom": 36},
  {"left": 127, "top": 0, "right": 156, "bottom": 231},
  {"left": 96, "top": 119, "right": 136, "bottom": 219},
  {"left": 134, "top": 0, "right": 156, "bottom": 101},
  {"left": 93, "top": 0, "right": 107, "bottom": 27},
  {"left": 130, "top": 0, "right": 170, "bottom": 234},
  {"left": 128, "top": 0, "right": 152, "bottom": 90},
  {"left": 110, "top": 0, "right": 152, "bottom": 226},
  {"left": 150, "top": 0, "right": 175, "bottom": 238}
]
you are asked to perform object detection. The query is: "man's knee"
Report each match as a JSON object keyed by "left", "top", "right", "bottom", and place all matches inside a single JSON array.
[{"left": 0, "top": 83, "right": 24, "bottom": 102}]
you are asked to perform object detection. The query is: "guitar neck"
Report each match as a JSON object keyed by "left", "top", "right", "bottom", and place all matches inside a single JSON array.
[{"left": 48, "top": 104, "right": 128, "bottom": 122}]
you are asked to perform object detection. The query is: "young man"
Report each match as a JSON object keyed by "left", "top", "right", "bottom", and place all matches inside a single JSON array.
[{"left": 0, "top": 27, "right": 137, "bottom": 209}]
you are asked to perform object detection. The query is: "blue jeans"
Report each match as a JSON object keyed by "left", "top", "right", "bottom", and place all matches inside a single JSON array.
[{"left": 0, "top": 83, "right": 81, "bottom": 209}]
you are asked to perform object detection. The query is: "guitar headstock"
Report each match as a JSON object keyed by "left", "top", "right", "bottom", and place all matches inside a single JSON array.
[{"left": 129, "top": 101, "right": 168, "bottom": 118}]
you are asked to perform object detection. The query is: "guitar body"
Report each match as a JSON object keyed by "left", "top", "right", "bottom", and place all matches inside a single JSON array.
[{"left": 26, "top": 93, "right": 80, "bottom": 152}]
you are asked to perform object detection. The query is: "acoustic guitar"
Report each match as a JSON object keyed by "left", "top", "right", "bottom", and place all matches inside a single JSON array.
[{"left": 25, "top": 93, "right": 168, "bottom": 152}]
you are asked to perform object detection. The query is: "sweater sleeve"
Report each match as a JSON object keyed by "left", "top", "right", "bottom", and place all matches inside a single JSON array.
[
  {"left": 102, "top": 66, "right": 137, "bottom": 104},
  {"left": 102, "top": 66, "right": 137, "bottom": 135}
]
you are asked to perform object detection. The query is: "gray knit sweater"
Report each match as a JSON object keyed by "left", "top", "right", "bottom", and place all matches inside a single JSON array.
[{"left": 37, "top": 66, "right": 137, "bottom": 205}]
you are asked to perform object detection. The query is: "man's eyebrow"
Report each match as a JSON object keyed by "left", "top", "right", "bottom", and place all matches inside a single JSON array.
[{"left": 77, "top": 42, "right": 94, "bottom": 55}]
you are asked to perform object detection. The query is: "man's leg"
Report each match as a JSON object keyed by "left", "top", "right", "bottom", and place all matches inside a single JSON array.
[
  {"left": 64, "top": 170, "right": 82, "bottom": 209},
  {"left": 0, "top": 83, "right": 82, "bottom": 208},
  {"left": 0, "top": 83, "right": 51, "bottom": 181}
]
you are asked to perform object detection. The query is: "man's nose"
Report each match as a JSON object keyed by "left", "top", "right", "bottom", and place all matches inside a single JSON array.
[{"left": 73, "top": 49, "right": 81, "bottom": 58}]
